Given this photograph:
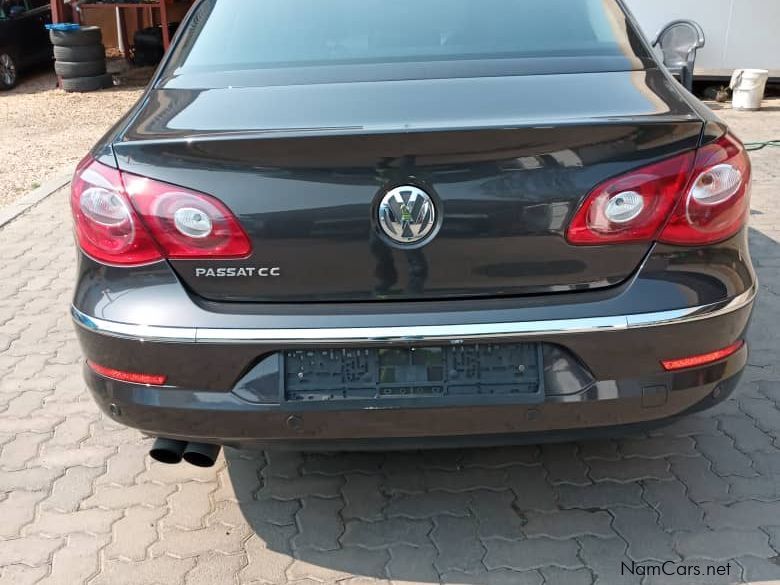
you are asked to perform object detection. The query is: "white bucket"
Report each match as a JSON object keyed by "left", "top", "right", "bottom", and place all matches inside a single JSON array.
[{"left": 730, "top": 69, "right": 769, "bottom": 111}]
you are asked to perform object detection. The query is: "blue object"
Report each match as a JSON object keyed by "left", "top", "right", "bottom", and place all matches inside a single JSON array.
[{"left": 46, "top": 23, "right": 81, "bottom": 31}]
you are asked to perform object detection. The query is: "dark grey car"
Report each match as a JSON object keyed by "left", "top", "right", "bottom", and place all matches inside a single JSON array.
[
  {"left": 70, "top": 0, "right": 755, "bottom": 466},
  {"left": 0, "top": 0, "right": 52, "bottom": 89}
]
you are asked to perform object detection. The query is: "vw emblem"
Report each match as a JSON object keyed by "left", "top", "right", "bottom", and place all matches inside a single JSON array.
[{"left": 378, "top": 186, "right": 437, "bottom": 245}]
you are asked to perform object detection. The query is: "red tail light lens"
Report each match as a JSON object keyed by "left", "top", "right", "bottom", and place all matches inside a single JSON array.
[
  {"left": 123, "top": 173, "right": 251, "bottom": 259},
  {"left": 71, "top": 156, "right": 163, "bottom": 265},
  {"left": 566, "top": 151, "right": 695, "bottom": 245},
  {"left": 71, "top": 157, "right": 251, "bottom": 265},
  {"left": 567, "top": 134, "right": 751, "bottom": 247},
  {"left": 659, "top": 135, "right": 752, "bottom": 245}
]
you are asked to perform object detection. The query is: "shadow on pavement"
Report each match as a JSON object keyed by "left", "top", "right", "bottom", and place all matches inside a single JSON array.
[{"left": 223, "top": 226, "right": 777, "bottom": 584}]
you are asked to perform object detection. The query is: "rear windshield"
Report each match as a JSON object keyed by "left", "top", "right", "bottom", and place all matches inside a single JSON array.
[{"left": 165, "top": 0, "right": 648, "bottom": 81}]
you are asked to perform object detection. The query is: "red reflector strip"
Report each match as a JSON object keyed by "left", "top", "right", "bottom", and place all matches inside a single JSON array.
[
  {"left": 87, "top": 360, "right": 167, "bottom": 386},
  {"left": 661, "top": 341, "right": 745, "bottom": 371}
]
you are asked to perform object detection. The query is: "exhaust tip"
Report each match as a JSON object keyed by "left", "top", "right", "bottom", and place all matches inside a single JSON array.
[
  {"left": 182, "top": 442, "right": 221, "bottom": 468},
  {"left": 149, "top": 438, "right": 187, "bottom": 464}
]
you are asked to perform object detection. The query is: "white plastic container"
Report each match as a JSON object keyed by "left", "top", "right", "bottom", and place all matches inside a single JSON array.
[{"left": 730, "top": 69, "right": 770, "bottom": 111}]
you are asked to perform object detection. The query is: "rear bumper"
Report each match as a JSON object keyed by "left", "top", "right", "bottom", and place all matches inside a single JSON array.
[{"left": 73, "top": 285, "right": 755, "bottom": 448}]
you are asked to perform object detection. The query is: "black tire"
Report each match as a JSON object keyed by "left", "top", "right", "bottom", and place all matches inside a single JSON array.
[
  {"left": 61, "top": 72, "right": 114, "bottom": 93},
  {"left": 0, "top": 51, "right": 18, "bottom": 90},
  {"left": 50, "top": 26, "right": 102, "bottom": 47},
  {"left": 53, "top": 44, "right": 105, "bottom": 62},
  {"left": 55, "top": 59, "right": 106, "bottom": 79}
]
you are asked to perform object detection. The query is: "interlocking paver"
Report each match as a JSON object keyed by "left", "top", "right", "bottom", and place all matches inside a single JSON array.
[
  {"left": 440, "top": 568, "right": 544, "bottom": 585},
  {"left": 523, "top": 509, "right": 613, "bottom": 539},
  {"left": 1, "top": 101, "right": 779, "bottom": 585},
  {"left": 718, "top": 414, "right": 775, "bottom": 453},
  {"left": 90, "top": 555, "right": 196, "bottom": 585},
  {"left": 483, "top": 537, "right": 581, "bottom": 571},
  {"left": 618, "top": 436, "right": 698, "bottom": 459},
  {"left": 703, "top": 500, "right": 780, "bottom": 530},
  {"left": 151, "top": 522, "right": 250, "bottom": 557},
  {"left": 642, "top": 480, "right": 705, "bottom": 533},
  {"left": 386, "top": 544, "right": 439, "bottom": 584},
  {"left": 541, "top": 444, "right": 590, "bottom": 485},
  {"left": 94, "top": 442, "right": 149, "bottom": 487},
  {"left": 84, "top": 482, "right": 176, "bottom": 509},
  {"left": 578, "top": 439, "right": 620, "bottom": 461},
  {"left": 165, "top": 481, "right": 217, "bottom": 531},
  {"left": 750, "top": 451, "right": 780, "bottom": 477},
  {"left": 256, "top": 475, "right": 344, "bottom": 501},
  {"left": 286, "top": 548, "right": 389, "bottom": 582},
  {"left": 48, "top": 414, "right": 92, "bottom": 448},
  {"left": 694, "top": 432, "right": 758, "bottom": 478},
  {"left": 539, "top": 566, "right": 594, "bottom": 585},
  {"left": 506, "top": 465, "right": 557, "bottom": 512},
  {"left": 737, "top": 555, "right": 780, "bottom": 582},
  {"left": 423, "top": 467, "right": 508, "bottom": 493},
  {"left": 342, "top": 474, "right": 386, "bottom": 521},
  {"left": 0, "top": 564, "right": 48, "bottom": 585},
  {"left": 728, "top": 476, "right": 780, "bottom": 501},
  {"left": 668, "top": 456, "right": 731, "bottom": 503},
  {"left": 611, "top": 507, "right": 678, "bottom": 562},
  {"left": 26, "top": 507, "right": 123, "bottom": 537},
  {"left": 293, "top": 496, "right": 344, "bottom": 551},
  {"left": 40, "top": 533, "right": 109, "bottom": 585},
  {"left": 240, "top": 527, "right": 296, "bottom": 584},
  {"left": 577, "top": 536, "right": 641, "bottom": 585},
  {"left": 385, "top": 490, "right": 470, "bottom": 520},
  {"left": 675, "top": 530, "right": 775, "bottom": 560},
  {"left": 588, "top": 458, "right": 673, "bottom": 483},
  {"left": 460, "top": 445, "right": 539, "bottom": 468},
  {"left": 35, "top": 444, "right": 115, "bottom": 468},
  {"left": 430, "top": 515, "right": 484, "bottom": 573},
  {"left": 0, "top": 466, "right": 63, "bottom": 491},
  {"left": 302, "top": 452, "right": 383, "bottom": 476},
  {"left": 185, "top": 552, "right": 245, "bottom": 585},
  {"left": 556, "top": 481, "right": 644, "bottom": 509},
  {"left": 263, "top": 450, "right": 301, "bottom": 479},
  {"left": 104, "top": 506, "right": 167, "bottom": 562},
  {"left": 237, "top": 497, "right": 300, "bottom": 527},
  {"left": 0, "top": 490, "right": 47, "bottom": 539},
  {"left": 0, "top": 534, "right": 63, "bottom": 567},
  {"left": 469, "top": 489, "right": 526, "bottom": 539},
  {"left": 739, "top": 397, "right": 780, "bottom": 434}
]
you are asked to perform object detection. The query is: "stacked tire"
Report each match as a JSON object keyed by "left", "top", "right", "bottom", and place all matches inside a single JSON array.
[{"left": 50, "top": 26, "right": 112, "bottom": 93}]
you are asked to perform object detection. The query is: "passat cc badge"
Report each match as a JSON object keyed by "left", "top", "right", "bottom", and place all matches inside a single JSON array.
[{"left": 378, "top": 186, "right": 437, "bottom": 245}]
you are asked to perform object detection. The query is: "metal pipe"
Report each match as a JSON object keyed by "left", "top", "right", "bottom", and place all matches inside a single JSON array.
[
  {"left": 149, "top": 437, "right": 186, "bottom": 464},
  {"left": 182, "top": 442, "right": 221, "bottom": 468}
]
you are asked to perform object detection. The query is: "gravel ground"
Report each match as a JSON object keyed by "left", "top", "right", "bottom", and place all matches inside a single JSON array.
[{"left": 0, "top": 67, "right": 143, "bottom": 207}]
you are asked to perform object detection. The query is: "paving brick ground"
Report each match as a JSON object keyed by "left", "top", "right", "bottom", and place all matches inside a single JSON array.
[{"left": 1, "top": 100, "right": 780, "bottom": 585}]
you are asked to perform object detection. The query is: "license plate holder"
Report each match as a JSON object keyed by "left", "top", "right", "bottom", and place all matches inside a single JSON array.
[{"left": 283, "top": 343, "right": 544, "bottom": 404}]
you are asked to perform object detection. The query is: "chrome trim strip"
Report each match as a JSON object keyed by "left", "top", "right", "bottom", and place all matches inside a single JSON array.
[
  {"left": 71, "top": 286, "right": 756, "bottom": 344},
  {"left": 71, "top": 310, "right": 197, "bottom": 343}
]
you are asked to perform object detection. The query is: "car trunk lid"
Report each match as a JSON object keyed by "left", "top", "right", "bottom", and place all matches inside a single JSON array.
[{"left": 113, "top": 69, "right": 703, "bottom": 302}]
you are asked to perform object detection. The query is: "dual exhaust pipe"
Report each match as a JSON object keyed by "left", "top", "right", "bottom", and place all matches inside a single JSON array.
[{"left": 149, "top": 438, "right": 221, "bottom": 468}]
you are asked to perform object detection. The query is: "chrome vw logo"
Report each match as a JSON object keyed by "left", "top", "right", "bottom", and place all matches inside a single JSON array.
[{"left": 378, "top": 186, "right": 437, "bottom": 245}]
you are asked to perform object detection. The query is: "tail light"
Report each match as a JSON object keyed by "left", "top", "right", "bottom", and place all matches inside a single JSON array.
[
  {"left": 567, "top": 134, "right": 751, "bottom": 246},
  {"left": 71, "top": 156, "right": 251, "bottom": 265},
  {"left": 659, "top": 135, "right": 752, "bottom": 245},
  {"left": 70, "top": 157, "right": 163, "bottom": 265}
]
